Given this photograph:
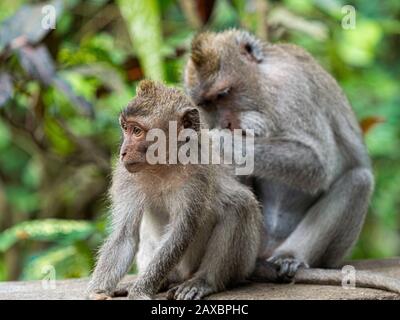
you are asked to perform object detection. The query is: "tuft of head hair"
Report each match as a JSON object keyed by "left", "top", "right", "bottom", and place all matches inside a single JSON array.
[
  {"left": 190, "top": 32, "right": 220, "bottom": 75},
  {"left": 122, "top": 80, "right": 163, "bottom": 118},
  {"left": 136, "top": 79, "right": 161, "bottom": 97}
]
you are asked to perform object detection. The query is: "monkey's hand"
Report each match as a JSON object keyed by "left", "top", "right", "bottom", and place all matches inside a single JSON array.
[
  {"left": 167, "top": 278, "right": 215, "bottom": 300},
  {"left": 268, "top": 254, "right": 309, "bottom": 283}
]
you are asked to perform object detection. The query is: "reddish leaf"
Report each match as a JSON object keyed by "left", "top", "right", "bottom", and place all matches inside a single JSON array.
[
  {"left": 196, "top": 0, "right": 216, "bottom": 24},
  {"left": 360, "top": 116, "right": 385, "bottom": 135},
  {"left": 124, "top": 57, "right": 144, "bottom": 82}
]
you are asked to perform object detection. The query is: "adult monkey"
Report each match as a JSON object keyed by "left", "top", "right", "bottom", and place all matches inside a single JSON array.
[{"left": 183, "top": 29, "right": 374, "bottom": 282}]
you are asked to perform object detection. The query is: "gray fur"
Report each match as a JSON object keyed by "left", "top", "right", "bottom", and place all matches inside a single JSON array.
[
  {"left": 184, "top": 29, "right": 374, "bottom": 279},
  {"left": 87, "top": 81, "right": 262, "bottom": 300}
]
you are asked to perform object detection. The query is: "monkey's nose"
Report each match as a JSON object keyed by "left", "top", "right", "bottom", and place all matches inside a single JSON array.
[{"left": 121, "top": 151, "right": 127, "bottom": 160}]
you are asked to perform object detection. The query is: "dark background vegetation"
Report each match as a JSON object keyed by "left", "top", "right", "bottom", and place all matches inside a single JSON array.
[{"left": 0, "top": 0, "right": 399, "bottom": 281}]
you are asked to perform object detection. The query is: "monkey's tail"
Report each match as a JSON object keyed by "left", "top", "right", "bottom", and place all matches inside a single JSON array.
[
  {"left": 295, "top": 268, "right": 400, "bottom": 294},
  {"left": 251, "top": 260, "right": 400, "bottom": 295}
]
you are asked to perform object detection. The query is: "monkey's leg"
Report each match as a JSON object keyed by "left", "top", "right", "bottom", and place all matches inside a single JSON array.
[
  {"left": 168, "top": 205, "right": 260, "bottom": 300},
  {"left": 269, "top": 167, "right": 373, "bottom": 281},
  {"left": 127, "top": 212, "right": 199, "bottom": 299}
]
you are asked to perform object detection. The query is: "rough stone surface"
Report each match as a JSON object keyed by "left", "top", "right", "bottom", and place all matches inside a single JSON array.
[{"left": 0, "top": 258, "right": 399, "bottom": 300}]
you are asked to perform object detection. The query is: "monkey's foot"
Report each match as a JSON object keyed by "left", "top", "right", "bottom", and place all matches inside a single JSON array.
[
  {"left": 268, "top": 255, "right": 309, "bottom": 283},
  {"left": 127, "top": 287, "right": 152, "bottom": 300},
  {"left": 167, "top": 278, "right": 215, "bottom": 300},
  {"left": 86, "top": 290, "right": 113, "bottom": 300}
]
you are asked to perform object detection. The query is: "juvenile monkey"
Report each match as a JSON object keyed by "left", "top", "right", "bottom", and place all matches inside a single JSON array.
[
  {"left": 86, "top": 80, "right": 262, "bottom": 300},
  {"left": 183, "top": 29, "right": 400, "bottom": 292}
]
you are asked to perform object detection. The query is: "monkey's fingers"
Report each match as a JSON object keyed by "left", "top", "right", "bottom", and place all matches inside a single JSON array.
[
  {"left": 166, "top": 286, "right": 179, "bottom": 300},
  {"left": 263, "top": 256, "right": 309, "bottom": 283},
  {"left": 167, "top": 279, "right": 215, "bottom": 300}
]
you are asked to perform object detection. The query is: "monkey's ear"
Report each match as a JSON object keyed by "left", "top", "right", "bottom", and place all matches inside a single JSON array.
[
  {"left": 182, "top": 108, "right": 200, "bottom": 131},
  {"left": 136, "top": 80, "right": 158, "bottom": 96},
  {"left": 236, "top": 31, "right": 265, "bottom": 63}
]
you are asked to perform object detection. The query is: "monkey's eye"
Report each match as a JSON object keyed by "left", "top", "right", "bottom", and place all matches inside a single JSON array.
[
  {"left": 132, "top": 126, "right": 143, "bottom": 136},
  {"left": 121, "top": 122, "right": 128, "bottom": 131},
  {"left": 216, "top": 88, "right": 230, "bottom": 100}
]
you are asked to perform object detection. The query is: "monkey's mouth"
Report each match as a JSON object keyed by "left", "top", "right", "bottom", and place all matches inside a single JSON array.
[{"left": 123, "top": 161, "right": 146, "bottom": 173}]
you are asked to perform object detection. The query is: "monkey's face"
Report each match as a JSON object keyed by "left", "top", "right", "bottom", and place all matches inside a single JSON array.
[
  {"left": 184, "top": 30, "right": 265, "bottom": 134},
  {"left": 119, "top": 115, "right": 151, "bottom": 173},
  {"left": 119, "top": 80, "right": 201, "bottom": 172}
]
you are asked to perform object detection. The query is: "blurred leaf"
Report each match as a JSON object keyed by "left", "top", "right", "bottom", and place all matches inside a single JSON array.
[
  {"left": 0, "top": 72, "right": 13, "bottom": 107},
  {"left": 0, "top": 118, "right": 11, "bottom": 149},
  {"left": 269, "top": 7, "right": 328, "bottom": 41},
  {"left": 283, "top": 0, "right": 314, "bottom": 15},
  {"left": 210, "top": 0, "right": 238, "bottom": 30},
  {"left": 43, "top": 116, "right": 75, "bottom": 156},
  {"left": 5, "top": 186, "right": 39, "bottom": 214},
  {"left": 58, "top": 33, "right": 129, "bottom": 67},
  {"left": 17, "top": 45, "right": 94, "bottom": 116},
  {"left": 53, "top": 78, "right": 94, "bottom": 117},
  {"left": 313, "top": 0, "right": 342, "bottom": 18},
  {"left": 372, "top": 169, "right": 400, "bottom": 228},
  {"left": 0, "top": 0, "right": 63, "bottom": 51},
  {"left": 0, "top": 219, "right": 95, "bottom": 252},
  {"left": 360, "top": 116, "right": 385, "bottom": 135},
  {"left": 0, "top": 255, "right": 7, "bottom": 281},
  {"left": 66, "top": 63, "right": 126, "bottom": 94},
  {"left": 118, "top": 0, "right": 165, "bottom": 81},
  {"left": 22, "top": 244, "right": 92, "bottom": 280},
  {"left": 18, "top": 45, "right": 56, "bottom": 85},
  {"left": 22, "top": 158, "right": 42, "bottom": 189},
  {"left": 365, "top": 123, "right": 399, "bottom": 157},
  {"left": 338, "top": 20, "right": 382, "bottom": 66}
]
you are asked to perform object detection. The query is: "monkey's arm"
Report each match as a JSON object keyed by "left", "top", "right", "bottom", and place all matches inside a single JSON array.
[
  {"left": 250, "top": 137, "right": 328, "bottom": 194},
  {"left": 87, "top": 203, "right": 144, "bottom": 299},
  {"left": 128, "top": 209, "right": 199, "bottom": 298}
]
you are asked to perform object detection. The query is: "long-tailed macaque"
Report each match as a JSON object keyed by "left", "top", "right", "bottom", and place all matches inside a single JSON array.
[
  {"left": 86, "top": 80, "right": 262, "bottom": 300},
  {"left": 184, "top": 29, "right": 375, "bottom": 281}
]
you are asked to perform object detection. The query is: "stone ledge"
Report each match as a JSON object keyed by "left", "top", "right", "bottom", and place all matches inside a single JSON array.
[{"left": 0, "top": 258, "right": 399, "bottom": 300}]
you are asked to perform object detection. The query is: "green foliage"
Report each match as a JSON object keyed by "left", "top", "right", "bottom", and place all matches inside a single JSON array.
[
  {"left": 0, "top": 0, "right": 399, "bottom": 281},
  {"left": 118, "top": 0, "right": 165, "bottom": 81},
  {"left": 0, "top": 219, "right": 94, "bottom": 252},
  {"left": 22, "top": 243, "right": 93, "bottom": 280}
]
